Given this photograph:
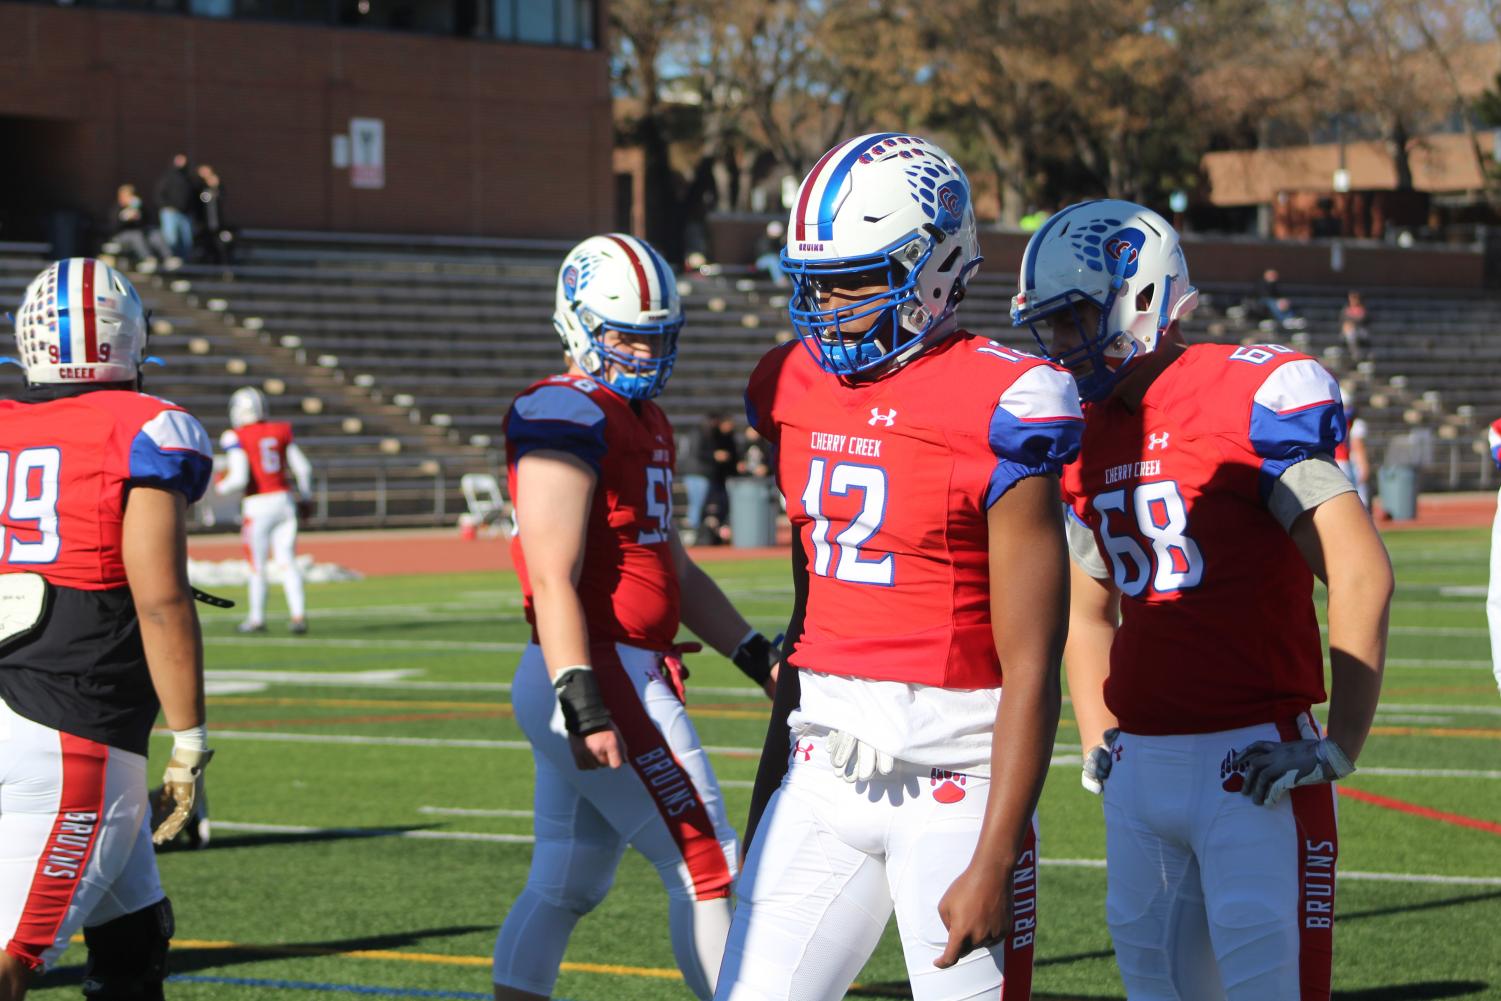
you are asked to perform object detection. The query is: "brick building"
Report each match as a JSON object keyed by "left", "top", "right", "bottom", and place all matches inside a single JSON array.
[{"left": 0, "top": 0, "right": 613, "bottom": 243}]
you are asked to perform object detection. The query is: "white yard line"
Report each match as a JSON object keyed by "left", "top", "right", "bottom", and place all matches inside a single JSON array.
[
  {"left": 203, "top": 669, "right": 769, "bottom": 698},
  {"left": 206, "top": 637, "right": 527, "bottom": 652},
  {"left": 1386, "top": 659, "right": 1491, "bottom": 670},
  {"left": 204, "top": 819, "right": 1501, "bottom": 887},
  {"left": 418, "top": 806, "right": 534, "bottom": 819},
  {"left": 1356, "top": 767, "right": 1501, "bottom": 779}
]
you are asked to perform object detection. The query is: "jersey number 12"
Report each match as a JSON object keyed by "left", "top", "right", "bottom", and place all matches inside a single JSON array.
[{"left": 802, "top": 458, "right": 893, "bottom": 586}]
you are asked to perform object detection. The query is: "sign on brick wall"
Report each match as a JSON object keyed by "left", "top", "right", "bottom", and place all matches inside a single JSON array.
[{"left": 350, "top": 118, "right": 385, "bottom": 190}]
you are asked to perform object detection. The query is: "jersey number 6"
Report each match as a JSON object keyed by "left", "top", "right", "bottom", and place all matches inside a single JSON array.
[
  {"left": 801, "top": 458, "right": 893, "bottom": 586},
  {"left": 1093, "top": 481, "right": 1203, "bottom": 597}
]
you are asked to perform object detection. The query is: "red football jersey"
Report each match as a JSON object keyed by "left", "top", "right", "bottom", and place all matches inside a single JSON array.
[
  {"left": 746, "top": 333, "right": 1083, "bottom": 688},
  {"left": 0, "top": 390, "right": 212, "bottom": 590},
  {"left": 1061, "top": 343, "right": 1345, "bottom": 734},
  {"left": 223, "top": 421, "right": 295, "bottom": 495},
  {"left": 505, "top": 374, "right": 680, "bottom": 651}
]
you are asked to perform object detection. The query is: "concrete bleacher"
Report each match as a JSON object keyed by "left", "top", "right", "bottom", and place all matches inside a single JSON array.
[
  {"left": 4, "top": 231, "right": 1499, "bottom": 530},
  {"left": 0, "top": 242, "right": 495, "bottom": 529}
]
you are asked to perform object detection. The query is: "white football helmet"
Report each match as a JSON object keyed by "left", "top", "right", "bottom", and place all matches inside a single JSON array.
[
  {"left": 12, "top": 258, "right": 148, "bottom": 385},
  {"left": 229, "top": 386, "right": 268, "bottom": 428},
  {"left": 1012, "top": 200, "right": 1198, "bottom": 401},
  {"left": 782, "top": 133, "right": 981, "bottom": 377},
  {"left": 553, "top": 234, "right": 682, "bottom": 400}
]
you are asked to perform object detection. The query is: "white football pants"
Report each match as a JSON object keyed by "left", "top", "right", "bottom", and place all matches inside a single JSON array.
[
  {"left": 714, "top": 729, "right": 1037, "bottom": 1001},
  {"left": 1488, "top": 488, "right": 1501, "bottom": 696},
  {"left": 494, "top": 642, "right": 738, "bottom": 1000},
  {"left": 0, "top": 699, "right": 164, "bottom": 972},
  {"left": 241, "top": 491, "right": 305, "bottom": 625},
  {"left": 1103, "top": 713, "right": 1338, "bottom": 1001}
]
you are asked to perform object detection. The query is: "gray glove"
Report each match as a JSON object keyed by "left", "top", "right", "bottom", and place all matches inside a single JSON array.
[
  {"left": 1233, "top": 737, "right": 1354, "bottom": 807},
  {"left": 826, "top": 730, "right": 895, "bottom": 784},
  {"left": 1081, "top": 727, "right": 1120, "bottom": 796}
]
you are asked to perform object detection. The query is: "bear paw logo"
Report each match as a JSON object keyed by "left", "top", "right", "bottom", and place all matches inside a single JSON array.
[
  {"left": 1219, "top": 748, "right": 1247, "bottom": 792},
  {"left": 930, "top": 768, "right": 968, "bottom": 804}
]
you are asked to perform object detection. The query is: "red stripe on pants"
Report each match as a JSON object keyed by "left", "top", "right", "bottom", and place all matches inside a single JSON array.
[
  {"left": 592, "top": 645, "right": 733, "bottom": 901},
  {"left": 6, "top": 733, "right": 109, "bottom": 970},
  {"left": 1277, "top": 714, "right": 1337, "bottom": 1001},
  {"left": 1000, "top": 820, "right": 1038, "bottom": 999}
]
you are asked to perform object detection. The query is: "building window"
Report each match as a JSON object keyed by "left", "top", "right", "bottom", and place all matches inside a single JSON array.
[{"left": 495, "top": 0, "right": 592, "bottom": 47}]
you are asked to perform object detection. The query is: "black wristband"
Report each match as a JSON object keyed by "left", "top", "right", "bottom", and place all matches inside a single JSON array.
[
  {"left": 731, "top": 633, "right": 776, "bottom": 686},
  {"left": 554, "top": 668, "right": 612, "bottom": 736}
]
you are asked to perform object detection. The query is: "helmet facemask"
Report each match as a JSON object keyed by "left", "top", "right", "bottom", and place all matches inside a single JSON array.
[
  {"left": 552, "top": 234, "right": 682, "bottom": 402},
  {"left": 564, "top": 304, "right": 681, "bottom": 401},
  {"left": 782, "top": 133, "right": 983, "bottom": 381},
  {"left": 1012, "top": 200, "right": 1198, "bottom": 403}
]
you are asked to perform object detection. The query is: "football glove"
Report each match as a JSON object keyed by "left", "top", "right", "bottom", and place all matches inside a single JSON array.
[
  {"left": 553, "top": 666, "right": 612, "bottom": 736},
  {"left": 827, "top": 730, "right": 895, "bottom": 784},
  {"left": 151, "top": 735, "right": 214, "bottom": 846},
  {"left": 1233, "top": 737, "right": 1354, "bottom": 807},
  {"left": 1081, "top": 727, "right": 1120, "bottom": 796},
  {"left": 731, "top": 631, "right": 781, "bottom": 687},
  {"left": 660, "top": 642, "right": 702, "bottom": 704}
]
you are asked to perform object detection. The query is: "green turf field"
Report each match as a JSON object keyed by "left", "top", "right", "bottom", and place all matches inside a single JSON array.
[{"left": 28, "top": 528, "right": 1501, "bottom": 1000}]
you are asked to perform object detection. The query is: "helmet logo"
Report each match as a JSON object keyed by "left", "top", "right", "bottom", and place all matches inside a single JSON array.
[
  {"left": 934, "top": 180, "right": 967, "bottom": 234},
  {"left": 561, "top": 264, "right": 580, "bottom": 300},
  {"left": 1102, "top": 227, "right": 1146, "bottom": 279}
]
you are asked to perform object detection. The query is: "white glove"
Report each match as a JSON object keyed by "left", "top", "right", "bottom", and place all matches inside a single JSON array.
[
  {"left": 1233, "top": 737, "right": 1353, "bottom": 807},
  {"left": 152, "top": 730, "right": 214, "bottom": 845},
  {"left": 1081, "top": 727, "right": 1120, "bottom": 795},
  {"left": 826, "top": 729, "right": 895, "bottom": 784}
]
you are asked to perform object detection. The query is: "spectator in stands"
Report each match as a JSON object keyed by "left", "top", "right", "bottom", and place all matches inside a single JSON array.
[
  {"left": 753, "top": 220, "right": 788, "bottom": 287},
  {"left": 1335, "top": 385, "right": 1371, "bottom": 507},
  {"left": 1255, "top": 268, "right": 1306, "bottom": 331},
  {"left": 108, "top": 184, "right": 175, "bottom": 273},
  {"left": 701, "top": 412, "right": 740, "bottom": 544},
  {"left": 195, "top": 165, "right": 234, "bottom": 266},
  {"left": 677, "top": 418, "right": 712, "bottom": 545},
  {"left": 154, "top": 153, "right": 199, "bottom": 260},
  {"left": 742, "top": 425, "right": 771, "bottom": 480},
  {"left": 1340, "top": 290, "right": 1370, "bottom": 360},
  {"left": 1486, "top": 418, "right": 1501, "bottom": 699}
]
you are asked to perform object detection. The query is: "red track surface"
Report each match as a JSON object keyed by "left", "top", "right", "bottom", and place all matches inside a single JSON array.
[
  {"left": 188, "top": 529, "right": 783, "bottom": 577},
  {"left": 189, "top": 492, "right": 1496, "bottom": 578}
]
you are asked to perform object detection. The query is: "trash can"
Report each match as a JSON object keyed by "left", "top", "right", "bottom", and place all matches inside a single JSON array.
[
  {"left": 727, "top": 476, "right": 776, "bottom": 548},
  {"left": 1378, "top": 465, "right": 1418, "bottom": 521}
]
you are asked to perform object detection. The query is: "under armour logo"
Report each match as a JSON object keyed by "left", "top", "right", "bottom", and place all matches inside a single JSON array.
[
  {"left": 1148, "top": 431, "right": 1170, "bottom": 451},
  {"left": 1114, "top": 744, "right": 1124, "bottom": 762},
  {"left": 792, "top": 741, "right": 814, "bottom": 762},
  {"left": 869, "top": 408, "right": 898, "bottom": 427}
]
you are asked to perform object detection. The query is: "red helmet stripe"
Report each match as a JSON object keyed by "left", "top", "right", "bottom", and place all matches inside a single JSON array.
[
  {"left": 794, "top": 140, "right": 846, "bottom": 243},
  {"left": 605, "top": 234, "right": 651, "bottom": 312},
  {"left": 79, "top": 259, "right": 99, "bottom": 363}
]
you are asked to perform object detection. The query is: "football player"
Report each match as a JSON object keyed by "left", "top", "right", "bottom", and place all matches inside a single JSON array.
[
  {"left": 715, "top": 133, "right": 1083, "bottom": 1001},
  {"left": 1486, "top": 418, "right": 1501, "bottom": 698},
  {"left": 1014, "top": 200, "right": 1393, "bottom": 1000},
  {"left": 215, "top": 386, "right": 314, "bottom": 634},
  {"left": 493, "top": 234, "right": 782, "bottom": 1001},
  {"left": 0, "top": 259, "right": 214, "bottom": 999}
]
